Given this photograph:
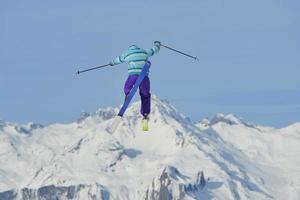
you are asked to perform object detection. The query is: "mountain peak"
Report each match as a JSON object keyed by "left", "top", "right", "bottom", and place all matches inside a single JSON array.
[
  {"left": 15, "top": 122, "right": 44, "bottom": 135},
  {"left": 196, "top": 113, "right": 255, "bottom": 131},
  {"left": 210, "top": 113, "right": 244, "bottom": 126},
  {"left": 77, "top": 95, "right": 191, "bottom": 127}
]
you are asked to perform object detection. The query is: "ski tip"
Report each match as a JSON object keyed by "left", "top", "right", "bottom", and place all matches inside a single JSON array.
[
  {"left": 106, "top": 127, "right": 114, "bottom": 134},
  {"left": 107, "top": 115, "right": 123, "bottom": 134}
]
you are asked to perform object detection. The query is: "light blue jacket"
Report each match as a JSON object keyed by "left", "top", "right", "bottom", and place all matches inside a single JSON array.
[{"left": 110, "top": 44, "right": 160, "bottom": 75}]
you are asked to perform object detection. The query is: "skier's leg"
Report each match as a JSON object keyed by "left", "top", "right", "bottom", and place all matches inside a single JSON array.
[
  {"left": 124, "top": 75, "right": 138, "bottom": 100},
  {"left": 139, "top": 76, "right": 151, "bottom": 117}
]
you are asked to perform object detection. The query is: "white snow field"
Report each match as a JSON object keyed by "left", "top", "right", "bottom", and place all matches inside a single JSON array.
[{"left": 0, "top": 96, "right": 299, "bottom": 200}]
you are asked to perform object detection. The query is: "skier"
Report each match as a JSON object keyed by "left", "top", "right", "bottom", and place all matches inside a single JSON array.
[
  {"left": 77, "top": 42, "right": 197, "bottom": 133},
  {"left": 109, "top": 41, "right": 161, "bottom": 127}
]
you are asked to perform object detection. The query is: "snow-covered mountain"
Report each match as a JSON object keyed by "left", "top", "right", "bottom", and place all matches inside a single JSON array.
[{"left": 0, "top": 96, "right": 299, "bottom": 200}]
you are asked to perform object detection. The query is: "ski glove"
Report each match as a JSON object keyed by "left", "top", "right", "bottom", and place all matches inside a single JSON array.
[{"left": 154, "top": 41, "right": 161, "bottom": 46}]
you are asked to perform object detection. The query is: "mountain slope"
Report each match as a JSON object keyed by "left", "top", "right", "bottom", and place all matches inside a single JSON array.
[
  {"left": 0, "top": 96, "right": 299, "bottom": 200},
  {"left": 196, "top": 114, "right": 300, "bottom": 200}
]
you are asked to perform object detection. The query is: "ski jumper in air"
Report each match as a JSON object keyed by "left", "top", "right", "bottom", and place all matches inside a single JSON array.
[
  {"left": 77, "top": 41, "right": 197, "bottom": 133},
  {"left": 110, "top": 41, "right": 161, "bottom": 121}
]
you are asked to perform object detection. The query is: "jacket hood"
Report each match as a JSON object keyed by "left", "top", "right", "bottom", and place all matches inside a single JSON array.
[{"left": 129, "top": 45, "right": 140, "bottom": 50}]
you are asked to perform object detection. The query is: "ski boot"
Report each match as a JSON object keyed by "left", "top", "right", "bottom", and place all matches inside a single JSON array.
[{"left": 142, "top": 114, "right": 149, "bottom": 131}]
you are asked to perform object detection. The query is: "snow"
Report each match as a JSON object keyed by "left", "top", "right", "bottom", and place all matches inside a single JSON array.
[{"left": 0, "top": 96, "right": 299, "bottom": 199}]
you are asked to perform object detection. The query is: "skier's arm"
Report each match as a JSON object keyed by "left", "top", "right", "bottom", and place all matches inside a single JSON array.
[
  {"left": 146, "top": 41, "right": 161, "bottom": 57},
  {"left": 110, "top": 53, "right": 126, "bottom": 66}
]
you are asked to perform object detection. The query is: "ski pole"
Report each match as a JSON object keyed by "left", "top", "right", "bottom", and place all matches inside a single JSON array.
[
  {"left": 160, "top": 43, "right": 199, "bottom": 61},
  {"left": 77, "top": 64, "right": 112, "bottom": 75}
]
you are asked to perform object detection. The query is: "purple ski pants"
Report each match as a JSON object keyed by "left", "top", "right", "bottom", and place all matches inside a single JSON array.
[{"left": 124, "top": 75, "right": 151, "bottom": 116}]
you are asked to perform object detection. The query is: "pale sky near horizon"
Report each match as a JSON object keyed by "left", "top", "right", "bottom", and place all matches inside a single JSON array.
[{"left": 1, "top": 0, "right": 299, "bottom": 127}]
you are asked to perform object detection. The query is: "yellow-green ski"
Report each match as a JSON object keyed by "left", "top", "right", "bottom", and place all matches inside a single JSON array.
[{"left": 142, "top": 119, "right": 149, "bottom": 131}]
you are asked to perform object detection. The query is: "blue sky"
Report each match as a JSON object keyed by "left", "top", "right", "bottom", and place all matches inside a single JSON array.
[{"left": 1, "top": 0, "right": 299, "bottom": 127}]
